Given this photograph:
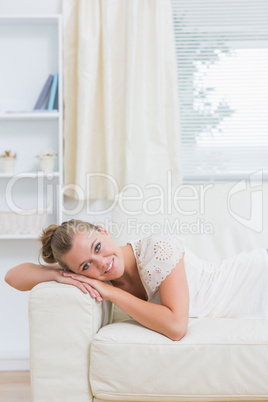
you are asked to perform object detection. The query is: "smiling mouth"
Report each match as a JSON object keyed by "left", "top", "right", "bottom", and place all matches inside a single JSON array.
[{"left": 105, "top": 258, "right": 114, "bottom": 274}]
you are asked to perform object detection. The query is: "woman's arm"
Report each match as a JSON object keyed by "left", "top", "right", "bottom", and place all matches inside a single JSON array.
[
  {"left": 5, "top": 263, "right": 62, "bottom": 291},
  {"left": 62, "top": 258, "right": 189, "bottom": 341},
  {"left": 5, "top": 263, "right": 102, "bottom": 299},
  {"left": 108, "top": 260, "right": 189, "bottom": 340}
]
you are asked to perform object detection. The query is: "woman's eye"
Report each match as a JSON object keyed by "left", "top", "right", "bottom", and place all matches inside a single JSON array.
[
  {"left": 95, "top": 243, "right": 101, "bottom": 252},
  {"left": 82, "top": 262, "right": 90, "bottom": 271}
]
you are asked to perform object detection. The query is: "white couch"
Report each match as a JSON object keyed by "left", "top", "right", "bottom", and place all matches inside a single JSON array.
[{"left": 29, "top": 183, "right": 268, "bottom": 401}]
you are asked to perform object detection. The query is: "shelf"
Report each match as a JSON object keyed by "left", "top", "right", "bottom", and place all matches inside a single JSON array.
[
  {"left": 0, "top": 171, "right": 60, "bottom": 178},
  {"left": 0, "top": 112, "right": 59, "bottom": 120},
  {"left": 0, "top": 234, "right": 39, "bottom": 240},
  {"left": 0, "top": 15, "right": 61, "bottom": 25},
  {"left": 0, "top": 14, "right": 63, "bottom": 242}
]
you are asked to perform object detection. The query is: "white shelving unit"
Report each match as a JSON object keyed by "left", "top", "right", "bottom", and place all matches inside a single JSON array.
[{"left": 0, "top": 15, "right": 63, "bottom": 238}]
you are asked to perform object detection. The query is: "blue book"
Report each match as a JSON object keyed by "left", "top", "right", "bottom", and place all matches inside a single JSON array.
[
  {"left": 47, "top": 73, "right": 58, "bottom": 110},
  {"left": 34, "top": 75, "right": 53, "bottom": 110}
]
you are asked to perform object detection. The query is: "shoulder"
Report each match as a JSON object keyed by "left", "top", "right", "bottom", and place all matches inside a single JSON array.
[
  {"left": 129, "top": 232, "right": 184, "bottom": 260},
  {"left": 128, "top": 233, "right": 185, "bottom": 293}
]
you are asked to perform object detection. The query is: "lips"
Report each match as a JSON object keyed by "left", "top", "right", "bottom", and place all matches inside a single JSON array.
[{"left": 104, "top": 258, "right": 114, "bottom": 274}]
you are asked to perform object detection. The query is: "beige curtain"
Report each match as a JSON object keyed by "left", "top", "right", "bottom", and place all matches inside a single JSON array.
[{"left": 63, "top": 0, "right": 181, "bottom": 200}]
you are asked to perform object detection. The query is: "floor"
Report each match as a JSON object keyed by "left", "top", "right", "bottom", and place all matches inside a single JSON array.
[{"left": 0, "top": 371, "right": 31, "bottom": 402}]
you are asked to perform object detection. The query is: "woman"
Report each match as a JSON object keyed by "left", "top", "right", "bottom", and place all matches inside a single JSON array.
[{"left": 5, "top": 219, "right": 268, "bottom": 341}]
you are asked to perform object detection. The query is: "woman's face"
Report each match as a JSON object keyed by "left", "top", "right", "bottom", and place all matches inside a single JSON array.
[{"left": 62, "top": 229, "right": 125, "bottom": 282}]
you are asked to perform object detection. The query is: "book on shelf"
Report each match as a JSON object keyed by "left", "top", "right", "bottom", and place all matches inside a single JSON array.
[
  {"left": 47, "top": 73, "right": 58, "bottom": 111},
  {"left": 33, "top": 74, "right": 53, "bottom": 110}
]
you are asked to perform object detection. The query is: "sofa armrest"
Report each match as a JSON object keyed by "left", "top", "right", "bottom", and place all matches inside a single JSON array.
[{"left": 28, "top": 281, "right": 112, "bottom": 402}]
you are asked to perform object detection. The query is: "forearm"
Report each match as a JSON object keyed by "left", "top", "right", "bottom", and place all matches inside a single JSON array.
[
  {"left": 109, "top": 286, "right": 187, "bottom": 341},
  {"left": 5, "top": 263, "right": 60, "bottom": 291}
]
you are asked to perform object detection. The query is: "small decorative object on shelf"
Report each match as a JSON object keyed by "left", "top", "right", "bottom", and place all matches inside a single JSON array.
[
  {"left": 0, "top": 150, "right": 17, "bottom": 173},
  {"left": 37, "top": 149, "right": 57, "bottom": 173}
]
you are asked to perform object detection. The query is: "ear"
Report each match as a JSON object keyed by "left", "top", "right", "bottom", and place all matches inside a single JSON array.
[{"left": 97, "top": 225, "right": 111, "bottom": 237}]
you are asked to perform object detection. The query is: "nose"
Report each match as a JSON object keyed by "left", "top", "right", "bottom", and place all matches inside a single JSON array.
[{"left": 93, "top": 255, "right": 108, "bottom": 270}]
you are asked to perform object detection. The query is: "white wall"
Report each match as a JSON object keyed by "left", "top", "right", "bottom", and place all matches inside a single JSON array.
[{"left": 0, "top": 0, "right": 62, "bottom": 371}]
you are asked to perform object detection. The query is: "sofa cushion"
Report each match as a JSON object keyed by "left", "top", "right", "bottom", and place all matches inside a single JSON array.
[{"left": 90, "top": 318, "right": 268, "bottom": 401}]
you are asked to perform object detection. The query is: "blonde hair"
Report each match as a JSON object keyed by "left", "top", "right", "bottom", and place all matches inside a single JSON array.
[{"left": 39, "top": 219, "right": 101, "bottom": 269}]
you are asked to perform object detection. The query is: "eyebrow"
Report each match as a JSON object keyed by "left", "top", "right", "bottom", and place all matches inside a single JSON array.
[{"left": 78, "top": 238, "right": 96, "bottom": 271}]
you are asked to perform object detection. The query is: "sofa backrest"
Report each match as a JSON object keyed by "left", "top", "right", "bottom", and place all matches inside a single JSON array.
[{"left": 111, "top": 181, "right": 268, "bottom": 262}]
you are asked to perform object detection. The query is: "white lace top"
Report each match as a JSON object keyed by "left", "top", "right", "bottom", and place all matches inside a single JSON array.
[{"left": 128, "top": 233, "right": 268, "bottom": 319}]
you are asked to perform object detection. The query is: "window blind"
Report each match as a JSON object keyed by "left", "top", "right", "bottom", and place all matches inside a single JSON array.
[{"left": 170, "top": 0, "right": 268, "bottom": 181}]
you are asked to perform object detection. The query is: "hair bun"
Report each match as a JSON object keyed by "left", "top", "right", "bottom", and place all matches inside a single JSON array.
[{"left": 39, "top": 224, "right": 59, "bottom": 263}]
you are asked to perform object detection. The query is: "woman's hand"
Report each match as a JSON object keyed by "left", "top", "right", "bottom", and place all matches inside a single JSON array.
[{"left": 59, "top": 271, "right": 112, "bottom": 301}]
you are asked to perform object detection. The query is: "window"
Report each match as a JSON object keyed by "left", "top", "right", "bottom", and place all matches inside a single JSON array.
[{"left": 170, "top": 0, "right": 268, "bottom": 180}]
